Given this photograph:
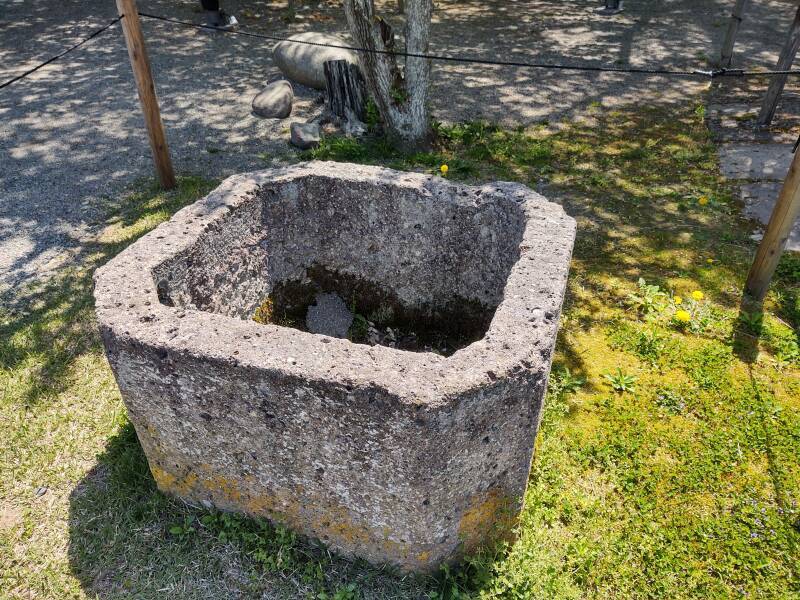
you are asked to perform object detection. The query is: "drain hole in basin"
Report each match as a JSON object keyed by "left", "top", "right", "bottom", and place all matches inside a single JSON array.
[{"left": 251, "top": 264, "right": 495, "bottom": 356}]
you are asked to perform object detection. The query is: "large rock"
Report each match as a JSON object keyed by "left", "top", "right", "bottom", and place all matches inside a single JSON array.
[
  {"left": 290, "top": 122, "right": 321, "bottom": 150},
  {"left": 273, "top": 32, "right": 358, "bottom": 90},
  {"left": 93, "top": 162, "right": 576, "bottom": 573},
  {"left": 252, "top": 80, "right": 293, "bottom": 118}
]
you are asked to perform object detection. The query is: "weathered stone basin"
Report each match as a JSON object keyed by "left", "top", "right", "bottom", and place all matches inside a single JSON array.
[{"left": 93, "top": 161, "right": 576, "bottom": 572}]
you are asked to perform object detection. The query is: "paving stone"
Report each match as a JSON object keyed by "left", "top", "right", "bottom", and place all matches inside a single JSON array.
[
  {"left": 718, "top": 143, "right": 793, "bottom": 180},
  {"left": 706, "top": 104, "right": 796, "bottom": 144}
]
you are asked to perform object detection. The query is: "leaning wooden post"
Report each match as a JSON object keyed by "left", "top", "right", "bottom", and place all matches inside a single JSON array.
[
  {"left": 116, "top": 0, "right": 176, "bottom": 189},
  {"left": 756, "top": 2, "right": 800, "bottom": 128},
  {"left": 719, "top": 0, "right": 749, "bottom": 68},
  {"left": 745, "top": 148, "right": 800, "bottom": 300}
]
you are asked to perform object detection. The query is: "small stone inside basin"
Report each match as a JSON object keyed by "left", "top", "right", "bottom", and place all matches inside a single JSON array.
[{"left": 305, "top": 292, "right": 353, "bottom": 338}]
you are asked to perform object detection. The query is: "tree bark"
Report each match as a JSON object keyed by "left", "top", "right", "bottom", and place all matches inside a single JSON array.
[
  {"left": 342, "top": 0, "right": 433, "bottom": 148},
  {"left": 324, "top": 59, "right": 367, "bottom": 121}
]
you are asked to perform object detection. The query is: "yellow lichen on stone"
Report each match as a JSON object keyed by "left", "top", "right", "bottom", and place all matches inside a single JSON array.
[
  {"left": 457, "top": 489, "right": 515, "bottom": 554},
  {"left": 150, "top": 463, "right": 201, "bottom": 496},
  {"left": 252, "top": 297, "right": 275, "bottom": 324},
  {"left": 149, "top": 458, "right": 418, "bottom": 565},
  {"left": 149, "top": 464, "right": 178, "bottom": 491}
]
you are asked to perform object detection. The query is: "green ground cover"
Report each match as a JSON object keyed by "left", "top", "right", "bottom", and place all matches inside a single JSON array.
[{"left": 1, "top": 104, "right": 798, "bottom": 598}]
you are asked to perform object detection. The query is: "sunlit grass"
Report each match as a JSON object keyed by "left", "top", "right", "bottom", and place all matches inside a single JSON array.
[{"left": 1, "top": 104, "right": 799, "bottom": 598}]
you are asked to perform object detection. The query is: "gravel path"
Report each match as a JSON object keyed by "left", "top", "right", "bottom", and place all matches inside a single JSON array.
[{"left": 1, "top": 0, "right": 796, "bottom": 299}]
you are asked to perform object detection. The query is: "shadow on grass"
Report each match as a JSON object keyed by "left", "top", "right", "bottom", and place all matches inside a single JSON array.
[
  {"left": 0, "top": 176, "right": 218, "bottom": 408},
  {"left": 731, "top": 296, "right": 764, "bottom": 365},
  {"left": 67, "top": 423, "right": 439, "bottom": 599},
  {"left": 11, "top": 105, "right": 799, "bottom": 598}
]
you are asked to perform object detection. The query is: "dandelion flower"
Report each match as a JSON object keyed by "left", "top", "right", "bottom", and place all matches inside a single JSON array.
[
  {"left": 698, "top": 195, "right": 709, "bottom": 206},
  {"left": 691, "top": 290, "right": 704, "bottom": 301},
  {"left": 706, "top": 258, "right": 714, "bottom": 264},
  {"left": 675, "top": 310, "right": 692, "bottom": 323},
  {"left": 674, "top": 296, "right": 683, "bottom": 305},
  {"left": 440, "top": 164, "right": 449, "bottom": 175}
]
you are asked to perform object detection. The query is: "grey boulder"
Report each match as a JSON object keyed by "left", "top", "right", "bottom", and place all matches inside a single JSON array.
[
  {"left": 273, "top": 32, "right": 358, "bottom": 90},
  {"left": 252, "top": 80, "right": 293, "bottom": 118},
  {"left": 290, "top": 122, "right": 321, "bottom": 150}
]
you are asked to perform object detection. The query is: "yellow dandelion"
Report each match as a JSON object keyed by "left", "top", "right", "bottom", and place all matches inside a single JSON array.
[
  {"left": 674, "top": 296, "right": 683, "bottom": 305},
  {"left": 698, "top": 195, "right": 709, "bottom": 206},
  {"left": 706, "top": 258, "right": 714, "bottom": 264},
  {"left": 675, "top": 310, "right": 692, "bottom": 323},
  {"left": 440, "top": 164, "right": 449, "bottom": 175},
  {"left": 691, "top": 290, "right": 704, "bottom": 301}
]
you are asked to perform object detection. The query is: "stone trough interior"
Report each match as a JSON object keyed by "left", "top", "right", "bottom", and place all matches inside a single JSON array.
[
  {"left": 153, "top": 172, "right": 527, "bottom": 353},
  {"left": 94, "top": 163, "right": 577, "bottom": 572}
]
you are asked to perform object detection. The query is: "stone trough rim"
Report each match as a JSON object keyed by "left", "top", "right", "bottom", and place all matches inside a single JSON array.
[{"left": 93, "top": 161, "right": 576, "bottom": 407}]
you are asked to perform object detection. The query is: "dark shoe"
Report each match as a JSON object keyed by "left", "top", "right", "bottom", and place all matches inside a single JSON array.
[
  {"left": 217, "top": 10, "right": 238, "bottom": 30},
  {"left": 203, "top": 9, "right": 222, "bottom": 26}
]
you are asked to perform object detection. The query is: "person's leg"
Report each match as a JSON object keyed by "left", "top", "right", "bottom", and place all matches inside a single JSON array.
[
  {"left": 200, "top": 0, "right": 222, "bottom": 26},
  {"left": 200, "top": 0, "right": 236, "bottom": 29}
]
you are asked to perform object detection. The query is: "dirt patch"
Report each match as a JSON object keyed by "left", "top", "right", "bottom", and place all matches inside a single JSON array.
[{"left": 0, "top": 503, "right": 23, "bottom": 531}]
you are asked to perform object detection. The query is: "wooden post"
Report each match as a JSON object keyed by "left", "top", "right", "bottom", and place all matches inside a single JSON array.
[
  {"left": 116, "top": 0, "right": 176, "bottom": 189},
  {"left": 756, "top": 3, "right": 800, "bottom": 128},
  {"left": 719, "top": 0, "right": 749, "bottom": 68},
  {"left": 745, "top": 149, "right": 800, "bottom": 300}
]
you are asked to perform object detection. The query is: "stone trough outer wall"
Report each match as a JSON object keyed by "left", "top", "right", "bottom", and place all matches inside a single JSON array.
[{"left": 93, "top": 162, "right": 576, "bottom": 573}]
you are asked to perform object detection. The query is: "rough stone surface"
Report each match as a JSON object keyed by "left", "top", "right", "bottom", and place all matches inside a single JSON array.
[
  {"left": 306, "top": 292, "right": 353, "bottom": 338},
  {"left": 252, "top": 80, "right": 294, "bottom": 118},
  {"left": 273, "top": 32, "right": 358, "bottom": 90},
  {"left": 93, "top": 161, "right": 576, "bottom": 573},
  {"left": 290, "top": 122, "right": 321, "bottom": 149}
]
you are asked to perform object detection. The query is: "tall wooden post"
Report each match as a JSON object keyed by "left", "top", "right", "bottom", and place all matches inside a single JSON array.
[
  {"left": 116, "top": 0, "right": 176, "bottom": 189},
  {"left": 719, "top": 0, "right": 749, "bottom": 68},
  {"left": 756, "top": 3, "right": 800, "bottom": 128},
  {"left": 745, "top": 149, "right": 800, "bottom": 300}
]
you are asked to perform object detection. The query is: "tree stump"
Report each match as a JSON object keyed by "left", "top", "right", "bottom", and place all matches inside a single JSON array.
[{"left": 324, "top": 59, "right": 367, "bottom": 122}]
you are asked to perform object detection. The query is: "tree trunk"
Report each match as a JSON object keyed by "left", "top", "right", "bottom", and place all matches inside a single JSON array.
[
  {"left": 324, "top": 59, "right": 367, "bottom": 122},
  {"left": 342, "top": 0, "right": 433, "bottom": 148}
]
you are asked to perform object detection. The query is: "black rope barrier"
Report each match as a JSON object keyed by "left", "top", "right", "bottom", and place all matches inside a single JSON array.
[
  {"left": 4, "top": 10, "right": 800, "bottom": 92},
  {"left": 0, "top": 16, "right": 122, "bottom": 91},
  {"left": 137, "top": 11, "right": 800, "bottom": 79}
]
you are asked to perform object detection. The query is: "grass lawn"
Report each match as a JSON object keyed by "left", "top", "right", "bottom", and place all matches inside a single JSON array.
[{"left": 1, "top": 103, "right": 799, "bottom": 599}]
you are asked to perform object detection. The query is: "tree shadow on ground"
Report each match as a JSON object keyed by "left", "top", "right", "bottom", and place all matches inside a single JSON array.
[
  {"left": 2, "top": 0, "right": 796, "bottom": 294},
  {"left": 0, "top": 176, "right": 218, "bottom": 408}
]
